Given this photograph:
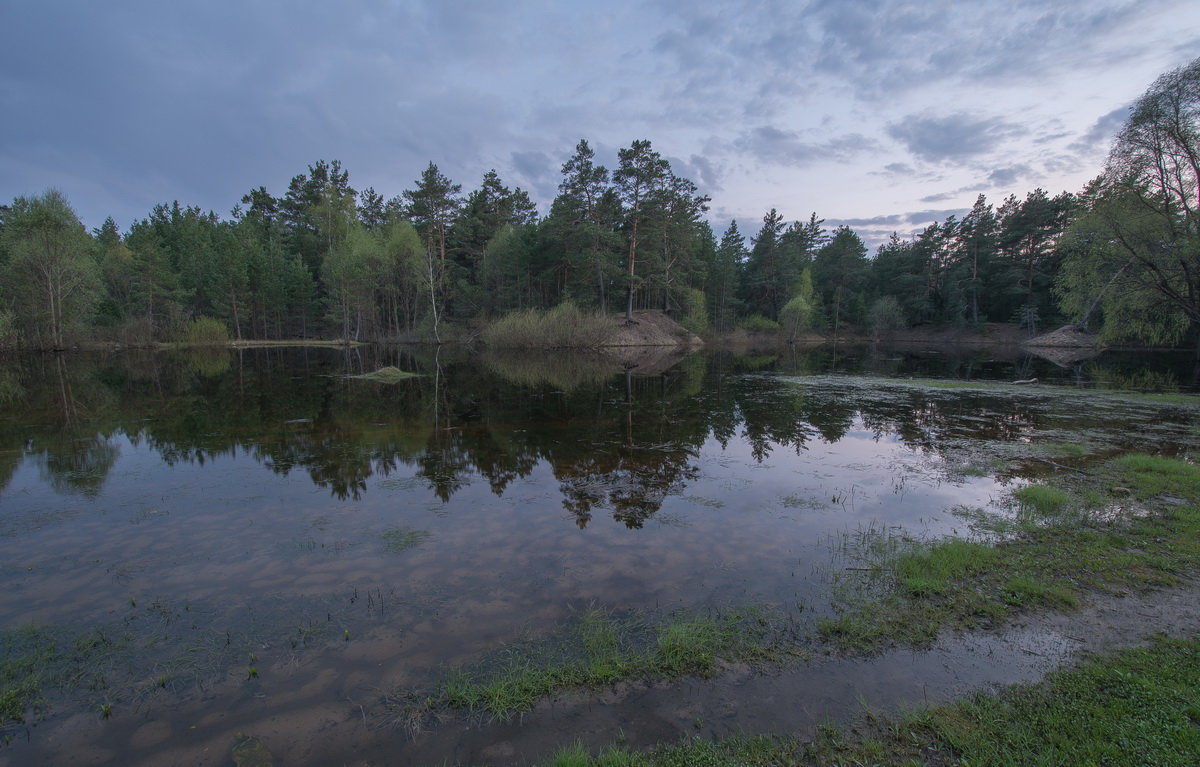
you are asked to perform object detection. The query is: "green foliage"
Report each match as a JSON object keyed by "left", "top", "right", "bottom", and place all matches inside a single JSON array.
[
  {"left": 778, "top": 267, "right": 819, "bottom": 341},
  {"left": 735, "top": 314, "right": 780, "bottom": 332},
  {"left": 812, "top": 226, "right": 868, "bottom": 331},
  {"left": 866, "top": 295, "right": 906, "bottom": 338},
  {"left": 0, "top": 189, "right": 100, "bottom": 348},
  {"left": 1057, "top": 58, "right": 1200, "bottom": 344},
  {"left": 0, "top": 307, "right": 19, "bottom": 347},
  {"left": 178, "top": 316, "right": 230, "bottom": 346},
  {"left": 678, "top": 288, "right": 707, "bottom": 334}
]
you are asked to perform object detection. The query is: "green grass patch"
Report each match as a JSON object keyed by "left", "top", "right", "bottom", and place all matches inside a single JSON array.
[
  {"left": 1112, "top": 454, "right": 1200, "bottom": 498},
  {"left": 1013, "top": 483, "right": 1072, "bottom": 516},
  {"left": 894, "top": 539, "right": 998, "bottom": 597},
  {"left": 817, "top": 454, "right": 1200, "bottom": 652},
  {"left": 545, "top": 635, "right": 1200, "bottom": 766},
  {"left": 351, "top": 366, "right": 418, "bottom": 383},
  {"left": 401, "top": 606, "right": 787, "bottom": 721},
  {"left": 380, "top": 527, "right": 430, "bottom": 553}
]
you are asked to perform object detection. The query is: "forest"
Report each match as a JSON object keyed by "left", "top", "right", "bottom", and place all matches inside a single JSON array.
[{"left": 0, "top": 57, "right": 1197, "bottom": 351}]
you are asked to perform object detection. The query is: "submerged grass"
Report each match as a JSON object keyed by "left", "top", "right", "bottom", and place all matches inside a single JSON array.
[
  {"left": 0, "top": 624, "right": 120, "bottom": 732},
  {"left": 351, "top": 366, "right": 418, "bottom": 383},
  {"left": 380, "top": 526, "right": 430, "bottom": 553},
  {"left": 543, "top": 635, "right": 1200, "bottom": 766},
  {"left": 819, "top": 454, "right": 1200, "bottom": 652},
  {"left": 396, "top": 606, "right": 791, "bottom": 722}
]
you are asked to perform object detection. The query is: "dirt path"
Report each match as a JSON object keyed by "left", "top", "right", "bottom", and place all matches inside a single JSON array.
[{"left": 388, "top": 580, "right": 1200, "bottom": 765}]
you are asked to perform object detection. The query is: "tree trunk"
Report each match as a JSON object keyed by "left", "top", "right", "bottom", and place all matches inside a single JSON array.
[{"left": 625, "top": 218, "right": 639, "bottom": 321}]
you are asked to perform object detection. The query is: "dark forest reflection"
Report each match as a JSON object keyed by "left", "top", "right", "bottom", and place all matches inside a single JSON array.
[{"left": 0, "top": 346, "right": 1197, "bottom": 527}]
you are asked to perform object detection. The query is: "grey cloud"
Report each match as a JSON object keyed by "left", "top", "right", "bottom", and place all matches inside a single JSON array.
[
  {"left": 920, "top": 191, "right": 962, "bottom": 203},
  {"left": 650, "top": 0, "right": 1170, "bottom": 108},
  {"left": 736, "top": 126, "right": 878, "bottom": 167},
  {"left": 887, "top": 113, "right": 1026, "bottom": 163},
  {"left": 907, "top": 208, "right": 969, "bottom": 225},
  {"left": 509, "top": 151, "right": 559, "bottom": 202},
  {"left": 987, "top": 164, "right": 1033, "bottom": 187},
  {"left": 1070, "top": 105, "right": 1131, "bottom": 151},
  {"left": 827, "top": 214, "right": 905, "bottom": 227},
  {"left": 665, "top": 154, "right": 725, "bottom": 193}
]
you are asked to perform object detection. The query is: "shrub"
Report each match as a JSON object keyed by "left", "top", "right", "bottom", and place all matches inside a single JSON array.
[
  {"left": 867, "top": 296, "right": 907, "bottom": 339},
  {"left": 0, "top": 309, "right": 20, "bottom": 348},
  {"left": 178, "top": 316, "right": 230, "bottom": 346},
  {"left": 678, "top": 288, "right": 708, "bottom": 335},
  {"left": 736, "top": 314, "right": 781, "bottom": 332},
  {"left": 482, "top": 302, "right": 612, "bottom": 348}
]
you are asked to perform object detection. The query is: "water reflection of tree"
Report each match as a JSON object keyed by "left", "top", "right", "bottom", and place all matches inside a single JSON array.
[
  {"left": 1, "top": 354, "right": 122, "bottom": 497},
  {"left": 557, "top": 447, "right": 700, "bottom": 528},
  {"left": 0, "top": 348, "right": 1121, "bottom": 520}
]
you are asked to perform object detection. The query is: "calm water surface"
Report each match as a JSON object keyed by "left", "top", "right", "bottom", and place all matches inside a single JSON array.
[{"left": 1, "top": 345, "right": 1197, "bottom": 765}]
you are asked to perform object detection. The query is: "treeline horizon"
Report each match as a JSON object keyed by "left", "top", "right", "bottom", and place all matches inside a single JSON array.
[{"left": 2, "top": 56, "right": 1198, "bottom": 351}]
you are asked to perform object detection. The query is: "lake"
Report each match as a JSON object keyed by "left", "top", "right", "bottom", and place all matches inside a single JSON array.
[{"left": 1, "top": 344, "right": 1198, "bottom": 765}]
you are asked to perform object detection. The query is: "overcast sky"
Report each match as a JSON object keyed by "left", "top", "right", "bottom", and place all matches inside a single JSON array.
[{"left": 3, "top": 0, "right": 1199, "bottom": 248}]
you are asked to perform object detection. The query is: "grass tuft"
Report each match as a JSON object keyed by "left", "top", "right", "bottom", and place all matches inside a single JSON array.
[
  {"left": 894, "top": 539, "right": 998, "bottom": 597},
  {"left": 1013, "top": 484, "right": 1072, "bottom": 517}
]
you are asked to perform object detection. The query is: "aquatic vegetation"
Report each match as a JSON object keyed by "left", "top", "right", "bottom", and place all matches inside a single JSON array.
[
  {"left": 231, "top": 733, "right": 275, "bottom": 767},
  {"left": 393, "top": 606, "right": 789, "bottom": 721},
  {"left": 351, "top": 366, "right": 418, "bottom": 383},
  {"left": 380, "top": 527, "right": 430, "bottom": 553}
]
